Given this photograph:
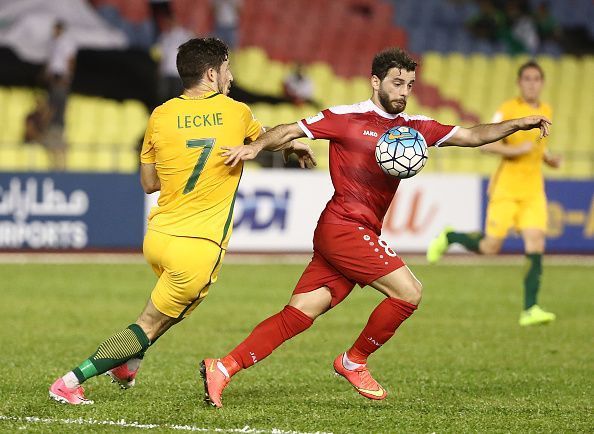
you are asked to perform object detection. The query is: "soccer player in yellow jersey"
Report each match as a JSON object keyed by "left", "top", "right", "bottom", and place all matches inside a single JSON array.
[
  {"left": 427, "top": 60, "right": 561, "bottom": 326},
  {"left": 49, "top": 37, "right": 315, "bottom": 405}
]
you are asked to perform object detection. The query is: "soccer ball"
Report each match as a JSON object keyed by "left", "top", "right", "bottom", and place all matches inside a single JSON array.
[{"left": 375, "top": 126, "right": 428, "bottom": 178}]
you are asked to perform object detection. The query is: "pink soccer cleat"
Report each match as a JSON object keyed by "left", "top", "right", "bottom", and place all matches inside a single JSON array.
[
  {"left": 49, "top": 378, "right": 93, "bottom": 405},
  {"left": 200, "top": 358, "right": 231, "bottom": 408},
  {"left": 106, "top": 363, "right": 138, "bottom": 389},
  {"left": 333, "top": 353, "right": 387, "bottom": 400}
]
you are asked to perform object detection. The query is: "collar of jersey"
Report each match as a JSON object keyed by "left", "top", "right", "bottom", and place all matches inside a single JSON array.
[
  {"left": 178, "top": 92, "right": 220, "bottom": 100},
  {"left": 365, "top": 99, "right": 398, "bottom": 119}
]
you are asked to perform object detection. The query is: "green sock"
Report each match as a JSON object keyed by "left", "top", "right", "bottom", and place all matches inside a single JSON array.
[
  {"left": 72, "top": 324, "right": 150, "bottom": 384},
  {"left": 523, "top": 253, "right": 542, "bottom": 310},
  {"left": 446, "top": 231, "right": 484, "bottom": 253}
]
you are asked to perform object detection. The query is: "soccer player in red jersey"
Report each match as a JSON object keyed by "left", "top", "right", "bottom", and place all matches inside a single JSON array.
[{"left": 201, "top": 48, "right": 552, "bottom": 407}]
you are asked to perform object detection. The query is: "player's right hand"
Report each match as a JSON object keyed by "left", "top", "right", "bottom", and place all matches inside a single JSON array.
[
  {"left": 221, "top": 145, "right": 261, "bottom": 167},
  {"left": 517, "top": 115, "right": 552, "bottom": 138}
]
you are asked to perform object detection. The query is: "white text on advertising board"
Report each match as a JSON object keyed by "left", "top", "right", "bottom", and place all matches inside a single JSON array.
[{"left": 0, "top": 178, "right": 88, "bottom": 248}]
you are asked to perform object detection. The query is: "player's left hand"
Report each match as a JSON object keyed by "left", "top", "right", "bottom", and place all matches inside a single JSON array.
[
  {"left": 221, "top": 144, "right": 262, "bottom": 167},
  {"left": 517, "top": 115, "right": 552, "bottom": 138},
  {"left": 544, "top": 152, "right": 562, "bottom": 168},
  {"left": 282, "top": 140, "right": 317, "bottom": 169}
]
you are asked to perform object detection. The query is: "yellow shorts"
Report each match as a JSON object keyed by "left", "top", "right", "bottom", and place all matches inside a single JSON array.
[
  {"left": 485, "top": 195, "right": 547, "bottom": 238},
  {"left": 143, "top": 229, "right": 225, "bottom": 319}
]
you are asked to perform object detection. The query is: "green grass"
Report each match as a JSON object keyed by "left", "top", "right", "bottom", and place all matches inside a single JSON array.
[{"left": 0, "top": 262, "right": 592, "bottom": 433}]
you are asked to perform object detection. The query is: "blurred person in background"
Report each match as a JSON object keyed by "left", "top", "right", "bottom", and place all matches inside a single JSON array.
[
  {"left": 427, "top": 60, "right": 561, "bottom": 327},
  {"left": 282, "top": 63, "right": 317, "bottom": 107},
  {"left": 211, "top": 0, "right": 242, "bottom": 49},
  {"left": 466, "top": 0, "right": 505, "bottom": 42},
  {"left": 156, "top": 14, "right": 193, "bottom": 102},
  {"left": 534, "top": 2, "right": 561, "bottom": 44},
  {"left": 43, "top": 19, "right": 77, "bottom": 170},
  {"left": 48, "top": 37, "right": 314, "bottom": 405},
  {"left": 504, "top": 0, "right": 540, "bottom": 54}
]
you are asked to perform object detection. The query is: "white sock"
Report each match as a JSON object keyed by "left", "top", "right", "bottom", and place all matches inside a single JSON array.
[
  {"left": 62, "top": 371, "right": 80, "bottom": 389},
  {"left": 217, "top": 361, "right": 230, "bottom": 378},
  {"left": 126, "top": 358, "right": 142, "bottom": 371},
  {"left": 342, "top": 353, "right": 365, "bottom": 371}
]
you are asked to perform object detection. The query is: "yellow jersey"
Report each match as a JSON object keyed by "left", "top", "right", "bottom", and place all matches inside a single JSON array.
[
  {"left": 141, "top": 92, "right": 262, "bottom": 248},
  {"left": 489, "top": 97, "right": 552, "bottom": 200}
]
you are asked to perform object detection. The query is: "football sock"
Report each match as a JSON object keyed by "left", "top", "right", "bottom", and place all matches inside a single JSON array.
[
  {"left": 524, "top": 253, "right": 542, "bottom": 309},
  {"left": 346, "top": 297, "right": 417, "bottom": 364},
  {"left": 446, "top": 231, "right": 483, "bottom": 253},
  {"left": 72, "top": 324, "right": 150, "bottom": 384},
  {"left": 227, "top": 305, "right": 313, "bottom": 371},
  {"left": 62, "top": 371, "right": 79, "bottom": 389},
  {"left": 342, "top": 353, "right": 365, "bottom": 370}
]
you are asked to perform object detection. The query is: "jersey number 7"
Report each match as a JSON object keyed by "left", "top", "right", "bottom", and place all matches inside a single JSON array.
[{"left": 183, "top": 138, "right": 215, "bottom": 194}]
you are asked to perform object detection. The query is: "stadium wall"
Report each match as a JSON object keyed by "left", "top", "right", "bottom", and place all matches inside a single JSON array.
[{"left": 1, "top": 172, "right": 592, "bottom": 253}]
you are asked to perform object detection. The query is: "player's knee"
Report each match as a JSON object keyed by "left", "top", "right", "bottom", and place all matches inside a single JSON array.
[
  {"left": 408, "top": 279, "right": 423, "bottom": 305},
  {"left": 392, "top": 279, "right": 422, "bottom": 305},
  {"left": 481, "top": 240, "right": 502, "bottom": 255}
]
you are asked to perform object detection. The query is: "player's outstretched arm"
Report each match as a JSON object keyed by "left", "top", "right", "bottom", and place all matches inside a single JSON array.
[
  {"left": 442, "top": 115, "right": 552, "bottom": 148},
  {"left": 222, "top": 122, "right": 315, "bottom": 168}
]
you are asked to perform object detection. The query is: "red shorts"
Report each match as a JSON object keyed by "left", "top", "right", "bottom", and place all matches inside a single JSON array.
[{"left": 293, "top": 223, "right": 406, "bottom": 306}]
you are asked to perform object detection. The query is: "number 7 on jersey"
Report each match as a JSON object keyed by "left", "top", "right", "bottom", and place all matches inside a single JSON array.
[{"left": 183, "top": 138, "right": 215, "bottom": 194}]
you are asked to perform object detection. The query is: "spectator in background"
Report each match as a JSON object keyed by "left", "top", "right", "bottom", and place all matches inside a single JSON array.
[
  {"left": 505, "top": 0, "right": 539, "bottom": 54},
  {"left": 211, "top": 0, "right": 242, "bottom": 48},
  {"left": 157, "top": 15, "right": 193, "bottom": 102},
  {"left": 282, "top": 63, "right": 316, "bottom": 107},
  {"left": 43, "top": 20, "right": 77, "bottom": 170},
  {"left": 466, "top": 0, "right": 505, "bottom": 42},
  {"left": 534, "top": 2, "right": 561, "bottom": 43}
]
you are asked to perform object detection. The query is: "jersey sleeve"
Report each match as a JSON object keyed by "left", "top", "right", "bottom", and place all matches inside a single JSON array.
[
  {"left": 297, "top": 109, "right": 348, "bottom": 140},
  {"left": 410, "top": 119, "right": 459, "bottom": 147},
  {"left": 242, "top": 104, "right": 263, "bottom": 143},
  {"left": 140, "top": 110, "right": 157, "bottom": 164}
]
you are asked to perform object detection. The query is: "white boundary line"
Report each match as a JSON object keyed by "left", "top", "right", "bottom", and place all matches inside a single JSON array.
[
  {"left": 0, "top": 252, "right": 591, "bottom": 266},
  {"left": 0, "top": 415, "right": 332, "bottom": 434}
]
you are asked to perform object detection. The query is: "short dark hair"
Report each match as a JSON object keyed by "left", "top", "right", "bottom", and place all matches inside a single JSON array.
[
  {"left": 518, "top": 60, "right": 544, "bottom": 79},
  {"left": 176, "top": 37, "right": 229, "bottom": 89},
  {"left": 372, "top": 47, "right": 417, "bottom": 80}
]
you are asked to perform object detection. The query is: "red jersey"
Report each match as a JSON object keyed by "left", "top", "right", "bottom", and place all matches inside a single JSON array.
[{"left": 298, "top": 100, "right": 458, "bottom": 234}]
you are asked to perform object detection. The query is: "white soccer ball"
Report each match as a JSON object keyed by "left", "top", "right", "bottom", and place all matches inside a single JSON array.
[{"left": 375, "top": 126, "right": 428, "bottom": 178}]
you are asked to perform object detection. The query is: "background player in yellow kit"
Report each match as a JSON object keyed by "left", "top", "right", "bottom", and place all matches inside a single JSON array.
[
  {"left": 49, "top": 37, "right": 315, "bottom": 405},
  {"left": 427, "top": 60, "right": 561, "bottom": 326}
]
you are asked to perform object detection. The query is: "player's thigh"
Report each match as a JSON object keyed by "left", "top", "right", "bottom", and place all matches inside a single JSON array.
[
  {"left": 143, "top": 229, "right": 170, "bottom": 277},
  {"left": 518, "top": 195, "right": 547, "bottom": 240},
  {"left": 314, "top": 224, "right": 406, "bottom": 290},
  {"left": 485, "top": 198, "right": 518, "bottom": 239},
  {"left": 151, "top": 236, "right": 225, "bottom": 319},
  {"left": 370, "top": 265, "right": 422, "bottom": 305},
  {"left": 292, "top": 251, "right": 355, "bottom": 313}
]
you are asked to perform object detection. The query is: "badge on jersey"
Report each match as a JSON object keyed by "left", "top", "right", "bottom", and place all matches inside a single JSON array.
[{"left": 306, "top": 112, "right": 324, "bottom": 124}]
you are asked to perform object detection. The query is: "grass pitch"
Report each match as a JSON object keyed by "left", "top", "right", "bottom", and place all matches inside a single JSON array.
[{"left": 0, "top": 261, "right": 592, "bottom": 433}]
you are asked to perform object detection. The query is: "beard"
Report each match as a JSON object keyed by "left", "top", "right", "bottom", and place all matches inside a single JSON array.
[
  {"left": 378, "top": 87, "right": 406, "bottom": 114},
  {"left": 218, "top": 78, "right": 231, "bottom": 95}
]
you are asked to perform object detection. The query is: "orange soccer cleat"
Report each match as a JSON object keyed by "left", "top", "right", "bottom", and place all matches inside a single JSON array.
[
  {"left": 333, "top": 353, "right": 387, "bottom": 400},
  {"left": 200, "top": 358, "right": 232, "bottom": 408}
]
